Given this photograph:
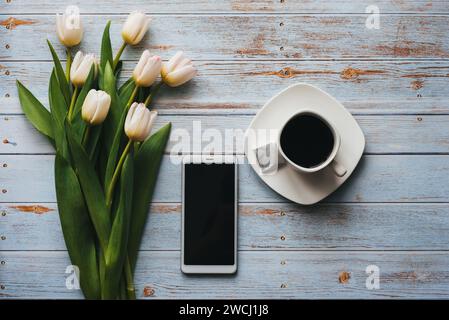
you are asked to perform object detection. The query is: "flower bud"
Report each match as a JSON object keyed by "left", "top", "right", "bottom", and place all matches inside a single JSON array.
[
  {"left": 122, "top": 11, "right": 151, "bottom": 45},
  {"left": 56, "top": 8, "right": 83, "bottom": 47},
  {"left": 70, "top": 51, "right": 98, "bottom": 87},
  {"left": 125, "top": 103, "right": 157, "bottom": 141},
  {"left": 133, "top": 50, "right": 162, "bottom": 87},
  {"left": 161, "top": 51, "right": 197, "bottom": 87},
  {"left": 81, "top": 89, "right": 111, "bottom": 125}
]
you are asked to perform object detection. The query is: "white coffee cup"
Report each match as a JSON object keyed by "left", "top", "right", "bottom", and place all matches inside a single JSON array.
[{"left": 278, "top": 110, "right": 347, "bottom": 177}]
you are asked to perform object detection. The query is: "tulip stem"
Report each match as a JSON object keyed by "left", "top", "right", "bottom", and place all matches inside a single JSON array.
[
  {"left": 144, "top": 81, "right": 163, "bottom": 107},
  {"left": 67, "top": 86, "right": 79, "bottom": 122},
  {"left": 113, "top": 42, "right": 127, "bottom": 70},
  {"left": 124, "top": 257, "right": 136, "bottom": 299},
  {"left": 82, "top": 126, "right": 91, "bottom": 147},
  {"left": 106, "top": 139, "right": 132, "bottom": 210},
  {"left": 126, "top": 85, "right": 139, "bottom": 109},
  {"left": 65, "top": 49, "right": 72, "bottom": 83}
]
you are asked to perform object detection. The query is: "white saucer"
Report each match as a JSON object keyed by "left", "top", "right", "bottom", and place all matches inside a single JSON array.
[{"left": 245, "top": 83, "right": 365, "bottom": 205}]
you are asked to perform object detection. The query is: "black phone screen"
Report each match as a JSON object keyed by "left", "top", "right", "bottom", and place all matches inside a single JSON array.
[{"left": 183, "top": 163, "right": 235, "bottom": 265}]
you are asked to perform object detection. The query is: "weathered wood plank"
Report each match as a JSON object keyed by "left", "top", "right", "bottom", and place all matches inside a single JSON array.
[
  {"left": 1, "top": 251, "right": 449, "bottom": 299},
  {"left": 0, "top": 155, "right": 448, "bottom": 203},
  {"left": 2, "top": 61, "right": 448, "bottom": 114},
  {"left": 3, "top": 0, "right": 448, "bottom": 14},
  {"left": 1, "top": 114, "right": 448, "bottom": 154},
  {"left": 2, "top": 203, "right": 449, "bottom": 251},
  {"left": 1, "top": 15, "right": 449, "bottom": 60}
]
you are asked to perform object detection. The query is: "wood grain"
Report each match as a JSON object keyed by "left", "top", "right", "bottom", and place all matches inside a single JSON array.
[
  {"left": 1, "top": 114, "right": 448, "bottom": 154},
  {"left": 2, "top": 61, "right": 448, "bottom": 114},
  {"left": 3, "top": 1, "right": 448, "bottom": 14},
  {"left": 0, "top": 154, "right": 448, "bottom": 203},
  {"left": 1, "top": 1, "right": 449, "bottom": 300},
  {"left": 2, "top": 203, "right": 449, "bottom": 251},
  {"left": 1, "top": 251, "right": 449, "bottom": 299},
  {"left": 1, "top": 15, "right": 449, "bottom": 61}
]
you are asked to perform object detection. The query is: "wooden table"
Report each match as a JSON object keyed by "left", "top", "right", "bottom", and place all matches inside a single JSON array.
[{"left": 1, "top": 1, "right": 449, "bottom": 299}]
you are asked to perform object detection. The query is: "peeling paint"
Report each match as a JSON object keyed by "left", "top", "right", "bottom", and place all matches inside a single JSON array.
[
  {"left": 152, "top": 204, "right": 181, "bottom": 214},
  {"left": 248, "top": 67, "right": 336, "bottom": 79},
  {"left": 10, "top": 205, "right": 53, "bottom": 214},
  {"left": 148, "top": 45, "right": 174, "bottom": 50},
  {"left": 143, "top": 286, "right": 155, "bottom": 297},
  {"left": 340, "top": 67, "right": 385, "bottom": 80},
  {"left": 240, "top": 207, "right": 283, "bottom": 216},
  {"left": 236, "top": 33, "right": 269, "bottom": 56},
  {"left": 339, "top": 271, "right": 351, "bottom": 284},
  {"left": 0, "top": 17, "right": 36, "bottom": 30},
  {"left": 375, "top": 43, "right": 448, "bottom": 58}
]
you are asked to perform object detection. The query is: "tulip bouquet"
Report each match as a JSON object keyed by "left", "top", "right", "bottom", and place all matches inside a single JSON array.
[{"left": 16, "top": 10, "right": 196, "bottom": 299}]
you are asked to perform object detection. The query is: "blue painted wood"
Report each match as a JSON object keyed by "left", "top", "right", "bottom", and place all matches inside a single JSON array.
[
  {"left": 1, "top": 0, "right": 449, "bottom": 300},
  {"left": 1, "top": 15, "right": 449, "bottom": 61},
  {"left": 1, "top": 154, "right": 448, "bottom": 203},
  {"left": 2, "top": 61, "right": 448, "bottom": 114},
  {"left": 4, "top": 1, "right": 448, "bottom": 14},
  {"left": 2, "top": 203, "right": 449, "bottom": 251},
  {"left": 1, "top": 114, "right": 448, "bottom": 154},
  {"left": 1, "top": 251, "right": 449, "bottom": 299}
]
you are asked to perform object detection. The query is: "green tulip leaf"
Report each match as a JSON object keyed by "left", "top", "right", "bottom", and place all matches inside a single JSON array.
[
  {"left": 100, "top": 21, "right": 113, "bottom": 72},
  {"left": 102, "top": 150, "right": 134, "bottom": 299},
  {"left": 114, "top": 60, "right": 123, "bottom": 79},
  {"left": 103, "top": 106, "right": 128, "bottom": 191},
  {"left": 102, "top": 62, "right": 122, "bottom": 153},
  {"left": 85, "top": 125, "right": 103, "bottom": 161},
  {"left": 66, "top": 122, "right": 111, "bottom": 251},
  {"left": 128, "top": 123, "right": 171, "bottom": 270},
  {"left": 16, "top": 80, "right": 54, "bottom": 142},
  {"left": 71, "top": 67, "right": 96, "bottom": 141},
  {"left": 49, "top": 69, "right": 67, "bottom": 127},
  {"left": 47, "top": 40, "right": 71, "bottom": 107},
  {"left": 55, "top": 152, "right": 101, "bottom": 299},
  {"left": 118, "top": 78, "right": 135, "bottom": 106}
]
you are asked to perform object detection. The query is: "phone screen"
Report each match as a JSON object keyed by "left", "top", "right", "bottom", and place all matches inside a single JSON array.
[{"left": 183, "top": 163, "right": 235, "bottom": 266}]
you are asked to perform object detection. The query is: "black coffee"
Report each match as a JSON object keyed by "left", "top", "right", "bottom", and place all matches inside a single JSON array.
[{"left": 280, "top": 114, "right": 334, "bottom": 168}]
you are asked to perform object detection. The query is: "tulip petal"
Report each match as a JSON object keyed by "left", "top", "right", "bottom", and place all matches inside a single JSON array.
[
  {"left": 71, "top": 51, "right": 84, "bottom": 72},
  {"left": 177, "top": 58, "right": 192, "bottom": 69},
  {"left": 134, "top": 17, "right": 151, "bottom": 44},
  {"left": 125, "top": 102, "right": 138, "bottom": 134},
  {"left": 166, "top": 51, "right": 185, "bottom": 73},
  {"left": 165, "top": 65, "right": 197, "bottom": 87},
  {"left": 133, "top": 50, "right": 151, "bottom": 82},
  {"left": 56, "top": 14, "right": 65, "bottom": 43}
]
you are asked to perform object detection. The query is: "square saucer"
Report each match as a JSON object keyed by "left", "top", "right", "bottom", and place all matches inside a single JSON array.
[{"left": 245, "top": 83, "right": 365, "bottom": 205}]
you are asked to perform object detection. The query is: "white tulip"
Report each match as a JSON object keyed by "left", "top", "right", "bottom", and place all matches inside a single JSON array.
[
  {"left": 125, "top": 103, "right": 157, "bottom": 141},
  {"left": 122, "top": 11, "right": 151, "bottom": 45},
  {"left": 161, "top": 51, "right": 197, "bottom": 87},
  {"left": 133, "top": 50, "right": 162, "bottom": 87},
  {"left": 56, "top": 8, "right": 83, "bottom": 47},
  {"left": 70, "top": 51, "right": 98, "bottom": 87},
  {"left": 81, "top": 90, "right": 111, "bottom": 125}
]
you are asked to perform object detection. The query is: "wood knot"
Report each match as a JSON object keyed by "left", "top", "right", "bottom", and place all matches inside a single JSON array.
[
  {"left": 0, "top": 17, "right": 36, "bottom": 30},
  {"left": 10, "top": 205, "right": 53, "bottom": 214},
  {"left": 411, "top": 80, "right": 424, "bottom": 90},
  {"left": 143, "top": 286, "right": 155, "bottom": 297},
  {"left": 340, "top": 67, "right": 359, "bottom": 80},
  {"left": 338, "top": 271, "right": 351, "bottom": 284}
]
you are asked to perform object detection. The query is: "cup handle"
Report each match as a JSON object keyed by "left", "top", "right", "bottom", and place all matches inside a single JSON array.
[{"left": 331, "top": 159, "right": 347, "bottom": 177}]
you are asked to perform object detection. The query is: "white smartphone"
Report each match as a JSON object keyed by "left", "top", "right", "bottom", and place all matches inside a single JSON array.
[{"left": 181, "top": 155, "right": 238, "bottom": 274}]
